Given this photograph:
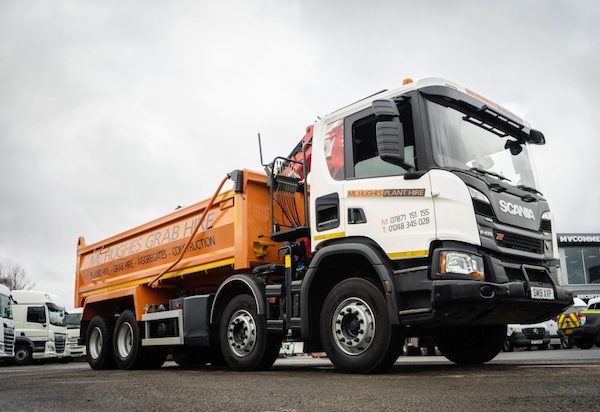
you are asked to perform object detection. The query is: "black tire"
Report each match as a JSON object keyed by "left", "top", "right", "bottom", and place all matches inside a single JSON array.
[
  {"left": 435, "top": 325, "right": 506, "bottom": 365},
  {"left": 86, "top": 316, "right": 116, "bottom": 370},
  {"left": 14, "top": 345, "right": 33, "bottom": 366},
  {"left": 503, "top": 339, "right": 514, "bottom": 352},
  {"left": 561, "top": 336, "right": 573, "bottom": 349},
  {"left": 577, "top": 339, "right": 594, "bottom": 349},
  {"left": 112, "top": 310, "right": 152, "bottom": 370},
  {"left": 171, "top": 347, "right": 207, "bottom": 368},
  {"left": 538, "top": 345, "right": 548, "bottom": 350},
  {"left": 373, "top": 326, "right": 403, "bottom": 372},
  {"left": 320, "top": 278, "right": 393, "bottom": 374},
  {"left": 219, "top": 294, "right": 281, "bottom": 371},
  {"left": 552, "top": 344, "right": 561, "bottom": 350}
]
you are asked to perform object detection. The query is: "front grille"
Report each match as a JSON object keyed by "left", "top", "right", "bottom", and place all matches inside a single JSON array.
[
  {"left": 55, "top": 333, "right": 66, "bottom": 353},
  {"left": 522, "top": 327, "right": 545, "bottom": 339},
  {"left": 4, "top": 327, "right": 14, "bottom": 355},
  {"left": 495, "top": 231, "right": 543, "bottom": 254},
  {"left": 540, "top": 219, "right": 552, "bottom": 232},
  {"left": 473, "top": 200, "right": 494, "bottom": 219}
]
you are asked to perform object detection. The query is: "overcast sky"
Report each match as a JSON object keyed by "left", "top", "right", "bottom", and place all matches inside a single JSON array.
[{"left": 1, "top": 1, "right": 599, "bottom": 309}]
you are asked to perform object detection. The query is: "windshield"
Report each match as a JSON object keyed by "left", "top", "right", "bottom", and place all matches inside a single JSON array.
[
  {"left": 47, "top": 303, "right": 66, "bottom": 327},
  {"left": 65, "top": 313, "right": 81, "bottom": 329},
  {"left": 426, "top": 100, "right": 538, "bottom": 188},
  {"left": 0, "top": 294, "right": 12, "bottom": 320}
]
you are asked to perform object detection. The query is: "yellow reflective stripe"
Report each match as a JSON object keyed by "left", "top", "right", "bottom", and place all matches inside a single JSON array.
[
  {"left": 313, "top": 231, "right": 346, "bottom": 241},
  {"left": 79, "top": 258, "right": 235, "bottom": 298},
  {"left": 387, "top": 250, "right": 429, "bottom": 259},
  {"left": 582, "top": 309, "right": 600, "bottom": 314}
]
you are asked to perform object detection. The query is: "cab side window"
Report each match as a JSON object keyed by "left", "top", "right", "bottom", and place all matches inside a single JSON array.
[
  {"left": 351, "top": 102, "right": 415, "bottom": 179},
  {"left": 27, "top": 306, "right": 46, "bottom": 323}
]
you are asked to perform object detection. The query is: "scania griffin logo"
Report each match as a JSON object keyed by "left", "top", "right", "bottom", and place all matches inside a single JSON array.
[{"left": 498, "top": 200, "right": 535, "bottom": 220}]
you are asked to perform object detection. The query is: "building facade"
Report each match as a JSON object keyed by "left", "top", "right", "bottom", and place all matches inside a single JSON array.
[{"left": 557, "top": 233, "right": 600, "bottom": 302}]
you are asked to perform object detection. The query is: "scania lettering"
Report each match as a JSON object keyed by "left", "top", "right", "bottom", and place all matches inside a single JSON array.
[
  {"left": 12, "top": 290, "right": 67, "bottom": 365},
  {"left": 498, "top": 200, "right": 535, "bottom": 220},
  {"left": 75, "top": 78, "right": 571, "bottom": 373},
  {"left": 0, "top": 284, "right": 15, "bottom": 361}
]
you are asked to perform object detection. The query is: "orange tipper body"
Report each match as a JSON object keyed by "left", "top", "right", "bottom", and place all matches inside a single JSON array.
[{"left": 75, "top": 170, "right": 290, "bottom": 320}]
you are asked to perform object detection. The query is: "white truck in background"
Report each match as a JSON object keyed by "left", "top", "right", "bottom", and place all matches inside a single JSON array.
[
  {"left": 12, "top": 290, "right": 67, "bottom": 365},
  {"left": 65, "top": 308, "right": 86, "bottom": 359},
  {"left": 0, "top": 284, "right": 15, "bottom": 361}
]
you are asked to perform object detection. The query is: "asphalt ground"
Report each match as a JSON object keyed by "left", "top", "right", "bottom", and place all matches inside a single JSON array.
[{"left": 1, "top": 348, "right": 599, "bottom": 411}]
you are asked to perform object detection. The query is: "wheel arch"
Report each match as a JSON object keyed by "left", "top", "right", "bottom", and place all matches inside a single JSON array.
[
  {"left": 210, "top": 274, "right": 266, "bottom": 325},
  {"left": 14, "top": 336, "right": 34, "bottom": 351},
  {"left": 300, "top": 239, "right": 399, "bottom": 343}
]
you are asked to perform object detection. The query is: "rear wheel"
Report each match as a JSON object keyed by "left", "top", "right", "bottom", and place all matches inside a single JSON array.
[
  {"left": 219, "top": 294, "right": 282, "bottom": 371},
  {"left": 320, "top": 278, "right": 394, "bottom": 373},
  {"left": 113, "top": 310, "right": 157, "bottom": 370},
  {"left": 86, "top": 316, "right": 116, "bottom": 370},
  {"left": 14, "top": 345, "right": 33, "bottom": 366},
  {"left": 435, "top": 325, "right": 506, "bottom": 365},
  {"left": 503, "top": 339, "right": 514, "bottom": 352}
]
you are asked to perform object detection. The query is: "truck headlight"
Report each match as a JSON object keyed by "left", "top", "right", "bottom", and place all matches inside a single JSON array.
[
  {"left": 468, "top": 187, "right": 491, "bottom": 204},
  {"left": 440, "top": 251, "right": 485, "bottom": 280},
  {"left": 509, "top": 325, "right": 522, "bottom": 333}
]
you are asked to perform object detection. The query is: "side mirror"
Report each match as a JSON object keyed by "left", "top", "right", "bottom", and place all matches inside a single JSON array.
[
  {"left": 528, "top": 129, "right": 545, "bottom": 145},
  {"left": 372, "top": 99, "right": 400, "bottom": 117},
  {"left": 376, "top": 121, "right": 405, "bottom": 166},
  {"left": 372, "top": 99, "right": 406, "bottom": 166}
]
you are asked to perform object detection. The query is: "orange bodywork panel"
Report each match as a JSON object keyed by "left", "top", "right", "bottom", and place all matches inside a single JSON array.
[{"left": 75, "top": 170, "right": 301, "bottom": 320}]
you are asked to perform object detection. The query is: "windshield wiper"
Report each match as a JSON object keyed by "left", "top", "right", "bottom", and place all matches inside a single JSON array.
[
  {"left": 517, "top": 184, "right": 543, "bottom": 196},
  {"left": 469, "top": 167, "right": 511, "bottom": 182}
]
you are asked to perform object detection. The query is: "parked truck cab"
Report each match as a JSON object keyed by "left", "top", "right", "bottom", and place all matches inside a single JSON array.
[
  {"left": 12, "top": 290, "right": 67, "bottom": 365},
  {"left": 0, "top": 284, "right": 15, "bottom": 361},
  {"left": 76, "top": 78, "right": 571, "bottom": 374}
]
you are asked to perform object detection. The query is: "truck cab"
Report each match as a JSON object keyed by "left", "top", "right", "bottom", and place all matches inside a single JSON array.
[
  {"left": 11, "top": 290, "right": 67, "bottom": 365},
  {"left": 65, "top": 309, "right": 86, "bottom": 359},
  {"left": 0, "top": 284, "right": 15, "bottom": 361}
]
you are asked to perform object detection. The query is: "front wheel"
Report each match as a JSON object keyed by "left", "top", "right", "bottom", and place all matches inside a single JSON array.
[
  {"left": 435, "top": 325, "right": 506, "bottom": 365},
  {"left": 14, "top": 345, "right": 33, "bottom": 366},
  {"left": 219, "top": 294, "right": 281, "bottom": 371},
  {"left": 320, "top": 278, "right": 395, "bottom": 373}
]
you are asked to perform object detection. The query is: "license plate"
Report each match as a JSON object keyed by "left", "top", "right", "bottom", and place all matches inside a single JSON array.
[
  {"left": 531, "top": 340, "right": 543, "bottom": 345},
  {"left": 530, "top": 286, "right": 555, "bottom": 300}
]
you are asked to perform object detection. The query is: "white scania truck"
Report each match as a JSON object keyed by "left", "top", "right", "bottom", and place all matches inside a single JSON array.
[
  {"left": 0, "top": 284, "right": 15, "bottom": 361},
  {"left": 12, "top": 290, "right": 67, "bottom": 365},
  {"left": 76, "top": 78, "right": 571, "bottom": 374}
]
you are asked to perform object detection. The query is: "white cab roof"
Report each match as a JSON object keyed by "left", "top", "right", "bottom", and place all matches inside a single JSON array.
[{"left": 11, "top": 290, "right": 64, "bottom": 306}]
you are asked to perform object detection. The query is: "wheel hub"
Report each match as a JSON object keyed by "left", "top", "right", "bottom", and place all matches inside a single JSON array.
[
  {"left": 116, "top": 322, "right": 134, "bottom": 358},
  {"left": 89, "top": 327, "right": 103, "bottom": 360},
  {"left": 332, "top": 297, "right": 376, "bottom": 356},
  {"left": 227, "top": 309, "right": 257, "bottom": 358}
]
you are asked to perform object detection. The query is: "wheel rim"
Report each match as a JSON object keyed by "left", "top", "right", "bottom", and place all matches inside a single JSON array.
[
  {"left": 332, "top": 297, "right": 376, "bottom": 356},
  {"left": 15, "top": 348, "right": 29, "bottom": 361},
  {"left": 226, "top": 309, "right": 257, "bottom": 358},
  {"left": 89, "top": 327, "right": 103, "bottom": 360},
  {"left": 116, "top": 322, "right": 134, "bottom": 358}
]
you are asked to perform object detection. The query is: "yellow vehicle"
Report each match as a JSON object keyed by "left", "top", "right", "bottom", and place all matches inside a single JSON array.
[{"left": 557, "top": 297, "right": 595, "bottom": 349}]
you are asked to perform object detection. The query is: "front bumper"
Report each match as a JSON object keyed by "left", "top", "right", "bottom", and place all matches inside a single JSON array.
[
  {"left": 507, "top": 331, "right": 550, "bottom": 348},
  {"left": 395, "top": 244, "right": 572, "bottom": 326}
]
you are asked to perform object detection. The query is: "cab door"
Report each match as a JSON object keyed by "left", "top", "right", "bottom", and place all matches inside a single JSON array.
[{"left": 342, "top": 100, "right": 436, "bottom": 260}]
